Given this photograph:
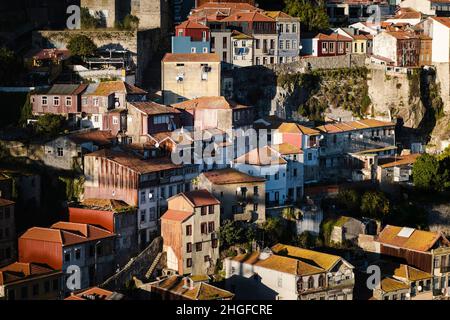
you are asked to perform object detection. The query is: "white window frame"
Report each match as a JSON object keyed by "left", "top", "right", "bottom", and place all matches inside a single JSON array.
[
  {"left": 53, "top": 96, "right": 60, "bottom": 106},
  {"left": 66, "top": 97, "right": 72, "bottom": 106},
  {"left": 42, "top": 96, "right": 48, "bottom": 105}
]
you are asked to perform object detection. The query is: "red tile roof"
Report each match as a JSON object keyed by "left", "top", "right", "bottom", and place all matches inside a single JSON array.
[
  {"left": 171, "top": 96, "right": 250, "bottom": 110},
  {"left": 162, "top": 53, "right": 221, "bottom": 62},
  {"left": 67, "top": 130, "right": 116, "bottom": 146},
  {"left": 234, "top": 146, "right": 287, "bottom": 166},
  {"left": 161, "top": 209, "right": 194, "bottom": 222},
  {"left": 176, "top": 20, "right": 209, "bottom": 29},
  {"left": 378, "top": 153, "right": 420, "bottom": 168},
  {"left": 65, "top": 287, "right": 123, "bottom": 300},
  {"left": 129, "top": 101, "right": 181, "bottom": 115},
  {"left": 180, "top": 189, "right": 220, "bottom": 207},
  {"left": 432, "top": 17, "right": 450, "bottom": 28},
  {"left": 311, "top": 33, "right": 352, "bottom": 41},
  {"left": 0, "top": 198, "right": 14, "bottom": 207},
  {"left": 316, "top": 119, "right": 395, "bottom": 133},
  {"left": 201, "top": 168, "right": 265, "bottom": 185},
  {"left": 0, "top": 262, "right": 60, "bottom": 285},
  {"left": 221, "top": 11, "right": 274, "bottom": 22}
]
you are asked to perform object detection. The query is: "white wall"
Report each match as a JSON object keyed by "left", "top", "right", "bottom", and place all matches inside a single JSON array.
[{"left": 432, "top": 20, "right": 450, "bottom": 63}]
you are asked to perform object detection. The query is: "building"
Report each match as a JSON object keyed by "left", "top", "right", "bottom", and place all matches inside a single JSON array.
[
  {"left": 65, "top": 286, "right": 124, "bottom": 300},
  {"left": 172, "top": 20, "right": 210, "bottom": 54},
  {"left": 161, "top": 53, "right": 221, "bottom": 105},
  {"left": 423, "top": 17, "right": 450, "bottom": 63},
  {"left": 265, "top": 11, "right": 301, "bottom": 63},
  {"left": 372, "top": 31, "right": 420, "bottom": 67},
  {"left": 329, "top": 216, "right": 378, "bottom": 245},
  {"left": 161, "top": 189, "right": 220, "bottom": 276},
  {"left": 326, "top": 0, "right": 392, "bottom": 24},
  {"left": 18, "top": 222, "right": 115, "bottom": 291},
  {"left": 68, "top": 199, "right": 138, "bottom": 267},
  {"left": 377, "top": 153, "right": 420, "bottom": 190},
  {"left": 377, "top": 225, "right": 450, "bottom": 298},
  {"left": 225, "top": 244, "right": 355, "bottom": 300},
  {"left": 83, "top": 148, "right": 198, "bottom": 246},
  {"left": 399, "top": 0, "right": 450, "bottom": 16},
  {"left": 233, "top": 146, "right": 288, "bottom": 207},
  {"left": 0, "top": 262, "right": 63, "bottom": 300},
  {"left": 385, "top": 7, "right": 422, "bottom": 26},
  {"left": 197, "top": 168, "right": 266, "bottom": 223},
  {"left": 301, "top": 32, "right": 352, "bottom": 57},
  {"left": 0, "top": 199, "right": 15, "bottom": 267},
  {"left": 418, "top": 34, "right": 432, "bottom": 66},
  {"left": 126, "top": 101, "right": 181, "bottom": 144},
  {"left": 273, "top": 122, "right": 321, "bottom": 184},
  {"left": 171, "top": 96, "right": 254, "bottom": 131},
  {"left": 231, "top": 31, "right": 254, "bottom": 67},
  {"left": 137, "top": 275, "right": 234, "bottom": 300}
]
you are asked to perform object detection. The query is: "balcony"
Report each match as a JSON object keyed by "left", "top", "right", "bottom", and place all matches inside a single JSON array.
[
  {"left": 328, "top": 278, "right": 355, "bottom": 289},
  {"left": 440, "top": 265, "right": 450, "bottom": 273}
]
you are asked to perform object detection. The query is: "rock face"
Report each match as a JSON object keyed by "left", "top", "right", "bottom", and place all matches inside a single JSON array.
[{"left": 367, "top": 66, "right": 425, "bottom": 129}]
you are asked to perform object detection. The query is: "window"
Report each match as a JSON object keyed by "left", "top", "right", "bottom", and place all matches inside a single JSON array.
[
  {"left": 338, "top": 42, "right": 344, "bottom": 53},
  {"left": 57, "top": 147, "right": 63, "bottom": 157},
  {"left": 44, "top": 281, "right": 50, "bottom": 293},
  {"left": 212, "top": 239, "right": 218, "bottom": 248},
  {"left": 202, "top": 47, "right": 208, "bottom": 53},
  {"left": 66, "top": 97, "right": 72, "bottom": 106},
  {"left": 33, "top": 284, "right": 39, "bottom": 296},
  {"left": 112, "top": 117, "right": 119, "bottom": 125},
  {"left": 211, "top": 36, "right": 215, "bottom": 49},
  {"left": 21, "top": 287, "right": 28, "bottom": 299},
  {"left": 222, "top": 51, "right": 227, "bottom": 61},
  {"left": 93, "top": 98, "right": 99, "bottom": 106},
  {"left": 149, "top": 208, "right": 156, "bottom": 221},
  {"left": 223, "top": 37, "right": 227, "bottom": 49},
  {"left": 53, "top": 96, "right": 60, "bottom": 106},
  {"left": 75, "top": 248, "right": 81, "bottom": 260},
  {"left": 318, "top": 275, "right": 325, "bottom": 287},
  {"left": 186, "top": 242, "right": 192, "bottom": 253},
  {"left": 254, "top": 186, "right": 259, "bottom": 196},
  {"left": 186, "top": 225, "right": 192, "bottom": 236},
  {"left": 195, "top": 242, "right": 202, "bottom": 252},
  {"left": 255, "top": 39, "right": 260, "bottom": 49},
  {"left": 42, "top": 96, "right": 48, "bottom": 105},
  {"left": 308, "top": 276, "right": 314, "bottom": 289},
  {"left": 208, "top": 221, "right": 215, "bottom": 233},
  {"left": 82, "top": 97, "right": 87, "bottom": 105},
  {"left": 292, "top": 24, "right": 297, "bottom": 33},
  {"left": 191, "top": 47, "right": 196, "bottom": 53},
  {"left": 64, "top": 252, "right": 70, "bottom": 262},
  {"left": 208, "top": 205, "right": 215, "bottom": 214},
  {"left": 292, "top": 40, "right": 297, "bottom": 49},
  {"left": 329, "top": 42, "right": 335, "bottom": 53},
  {"left": 187, "top": 258, "right": 192, "bottom": 268},
  {"left": 293, "top": 168, "right": 297, "bottom": 177},
  {"left": 140, "top": 209, "right": 146, "bottom": 223},
  {"left": 201, "top": 206, "right": 207, "bottom": 216},
  {"left": 94, "top": 115, "right": 99, "bottom": 123},
  {"left": 274, "top": 172, "right": 279, "bottom": 180},
  {"left": 140, "top": 191, "right": 146, "bottom": 204},
  {"left": 178, "top": 30, "right": 183, "bottom": 36},
  {"left": 279, "top": 40, "right": 284, "bottom": 50},
  {"left": 201, "top": 222, "right": 208, "bottom": 234},
  {"left": 322, "top": 42, "right": 327, "bottom": 53},
  {"left": 202, "top": 31, "right": 207, "bottom": 40},
  {"left": 253, "top": 203, "right": 258, "bottom": 211},
  {"left": 286, "top": 40, "right": 290, "bottom": 50},
  {"left": 279, "top": 24, "right": 284, "bottom": 33},
  {"left": 204, "top": 255, "right": 210, "bottom": 262}
]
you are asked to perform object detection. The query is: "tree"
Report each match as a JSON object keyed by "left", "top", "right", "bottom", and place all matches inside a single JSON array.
[
  {"left": 19, "top": 93, "right": 32, "bottom": 126},
  {"left": 284, "top": 0, "right": 329, "bottom": 32},
  {"left": 218, "top": 220, "right": 244, "bottom": 248},
  {"left": 296, "top": 231, "right": 320, "bottom": 249},
  {"left": 412, "top": 153, "right": 442, "bottom": 192},
  {"left": 361, "top": 191, "right": 390, "bottom": 219},
  {"left": 81, "top": 7, "right": 102, "bottom": 29},
  {"left": 261, "top": 217, "right": 285, "bottom": 246},
  {"left": 67, "top": 35, "right": 97, "bottom": 60},
  {"left": 122, "top": 15, "right": 140, "bottom": 30},
  {"left": 336, "top": 189, "right": 360, "bottom": 215},
  {"left": 0, "top": 47, "right": 22, "bottom": 85},
  {"left": 34, "top": 114, "right": 66, "bottom": 137}
]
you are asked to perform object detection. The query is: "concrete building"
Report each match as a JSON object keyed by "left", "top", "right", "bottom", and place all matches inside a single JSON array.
[
  {"left": 83, "top": 148, "right": 198, "bottom": 247},
  {"left": 265, "top": 11, "right": 301, "bottom": 63},
  {"left": 225, "top": 244, "right": 355, "bottom": 300},
  {"left": 372, "top": 31, "right": 420, "bottom": 67},
  {"left": 197, "top": 168, "right": 266, "bottom": 223},
  {"left": 68, "top": 198, "right": 139, "bottom": 267},
  {"left": 161, "top": 53, "right": 221, "bottom": 104},
  {"left": 0, "top": 262, "right": 63, "bottom": 300},
  {"left": 0, "top": 199, "right": 16, "bottom": 267},
  {"left": 18, "top": 222, "right": 115, "bottom": 291},
  {"left": 161, "top": 190, "right": 220, "bottom": 276}
]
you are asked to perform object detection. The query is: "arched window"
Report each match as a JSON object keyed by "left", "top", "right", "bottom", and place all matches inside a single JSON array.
[
  {"left": 308, "top": 276, "right": 314, "bottom": 289},
  {"left": 297, "top": 278, "right": 303, "bottom": 292},
  {"left": 318, "top": 274, "right": 325, "bottom": 287}
]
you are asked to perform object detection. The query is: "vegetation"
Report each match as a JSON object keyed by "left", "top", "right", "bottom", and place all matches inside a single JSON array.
[
  {"left": 0, "top": 47, "right": 22, "bottom": 86},
  {"left": 115, "top": 14, "right": 140, "bottom": 31},
  {"left": 34, "top": 114, "right": 67, "bottom": 138},
  {"left": 413, "top": 151, "right": 450, "bottom": 192},
  {"left": 296, "top": 231, "right": 322, "bottom": 249},
  {"left": 0, "top": 92, "right": 29, "bottom": 128},
  {"left": 80, "top": 7, "right": 102, "bottom": 29},
  {"left": 67, "top": 35, "right": 97, "bottom": 60},
  {"left": 218, "top": 220, "right": 256, "bottom": 249},
  {"left": 360, "top": 191, "right": 390, "bottom": 219},
  {"left": 284, "top": 0, "right": 329, "bottom": 31}
]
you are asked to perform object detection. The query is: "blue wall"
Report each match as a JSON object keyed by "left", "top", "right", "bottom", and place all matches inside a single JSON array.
[{"left": 171, "top": 36, "right": 211, "bottom": 54}]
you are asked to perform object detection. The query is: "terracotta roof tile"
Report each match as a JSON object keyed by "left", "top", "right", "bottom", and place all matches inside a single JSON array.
[
  {"left": 277, "top": 122, "right": 321, "bottom": 135},
  {"left": 162, "top": 53, "right": 221, "bottom": 62},
  {"left": 234, "top": 146, "right": 287, "bottom": 166},
  {"left": 0, "top": 262, "right": 60, "bottom": 285},
  {"left": 432, "top": 17, "right": 450, "bottom": 29},
  {"left": 380, "top": 277, "right": 410, "bottom": 292},
  {"left": 180, "top": 189, "right": 220, "bottom": 207},
  {"left": 78, "top": 198, "right": 132, "bottom": 212},
  {"left": 201, "top": 168, "right": 265, "bottom": 185},
  {"left": 129, "top": 101, "right": 181, "bottom": 115},
  {"left": 172, "top": 96, "right": 250, "bottom": 110},
  {"left": 0, "top": 198, "right": 14, "bottom": 206},
  {"left": 221, "top": 11, "right": 275, "bottom": 23},
  {"left": 271, "top": 143, "right": 303, "bottom": 155},
  {"left": 161, "top": 209, "right": 194, "bottom": 222},
  {"left": 67, "top": 130, "right": 115, "bottom": 146},
  {"left": 316, "top": 119, "right": 395, "bottom": 133},
  {"left": 176, "top": 20, "right": 209, "bottom": 29},
  {"left": 378, "top": 153, "right": 420, "bottom": 168},
  {"left": 65, "top": 287, "right": 123, "bottom": 300}
]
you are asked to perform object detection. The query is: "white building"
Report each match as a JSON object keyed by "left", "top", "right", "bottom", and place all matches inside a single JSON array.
[{"left": 225, "top": 244, "right": 355, "bottom": 300}]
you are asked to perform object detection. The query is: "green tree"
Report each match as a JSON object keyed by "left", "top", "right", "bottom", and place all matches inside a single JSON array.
[
  {"left": 80, "top": 7, "right": 101, "bottom": 29},
  {"left": 412, "top": 153, "right": 443, "bottom": 191},
  {"left": 296, "top": 231, "right": 320, "bottom": 249},
  {"left": 67, "top": 35, "right": 97, "bottom": 60},
  {"left": 0, "top": 47, "right": 22, "bottom": 85},
  {"left": 218, "top": 220, "right": 244, "bottom": 248},
  {"left": 336, "top": 189, "right": 360, "bottom": 215},
  {"left": 34, "top": 114, "right": 66, "bottom": 138},
  {"left": 19, "top": 93, "right": 32, "bottom": 126},
  {"left": 361, "top": 191, "right": 390, "bottom": 219},
  {"left": 261, "top": 217, "right": 285, "bottom": 246},
  {"left": 284, "top": 0, "right": 329, "bottom": 32}
]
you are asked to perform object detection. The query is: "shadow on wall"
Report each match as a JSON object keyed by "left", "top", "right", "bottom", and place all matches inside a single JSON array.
[{"left": 225, "top": 274, "right": 279, "bottom": 300}]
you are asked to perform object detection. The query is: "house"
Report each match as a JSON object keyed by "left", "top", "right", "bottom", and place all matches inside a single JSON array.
[
  {"left": 126, "top": 101, "right": 181, "bottom": 144},
  {"left": 372, "top": 31, "right": 420, "bottom": 67},
  {"left": 371, "top": 260, "right": 433, "bottom": 300},
  {"left": 301, "top": 32, "right": 352, "bottom": 57},
  {"left": 273, "top": 122, "right": 321, "bottom": 184},
  {"left": 376, "top": 153, "right": 420, "bottom": 189},
  {"left": 231, "top": 31, "right": 254, "bottom": 67},
  {"left": 172, "top": 20, "right": 210, "bottom": 54},
  {"left": 0, "top": 199, "right": 16, "bottom": 267},
  {"left": 161, "top": 53, "right": 221, "bottom": 105},
  {"left": 418, "top": 34, "right": 432, "bottom": 66},
  {"left": 161, "top": 189, "right": 220, "bottom": 276},
  {"left": 265, "top": 11, "right": 301, "bottom": 63},
  {"left": 399, "top": 0, "right": 450, "bottom": 16},
  {"left": 385, "top": 7, "right": 422, "bottom": 26},
  {"left": 423, "top": 17, "right": 450, "bottom": 63},
  {"left": 42, "top": 129, "right": 115, "bottom": 171},
  {"left": 334, "top": 28, "right": 373, "bottom": 54},
  {"left": 83, "top": 148, "right": 198, "bottom": 247},
  {"left": 196, "top": 168, "right": 266, "bottom": 223},
  {"left": 24, "top": 48, "right": 71, "bottom": 84},
  {"left": 326, "top": 0, "right": 392, "bottom": 24},
  {"left": 348, "top": 145, "right": 397, "bottom": 182},
  {"left": 18, "top": 222, "right": 116, "bottom": 291},
  {"left": 68, "top": 198, "right": 138, "bottom": 267},
  {"left": 329, "top": 216, "right": 378, "bottom": 245},
  {"left": 171, "top": 96, "right": 254, "bottom": 131},
  {"left": 233, "top": 146, "right": 288, "bottom": 207},
  {"left": 377, "top": 225, "right": 450, "bottom": 297},
  {"left": 0, "top": 262, "right": 63, "bottom": 300},
  {"left": 348, "top": 22, "right": 380, "bottom": 36},
  {"left": 225, "top": 244, "right": 355, "bottom": 300},
  {"left": 137, "top": 275, "right": 234, "bottom": 300},
  {"left": 65, "top": 286, "right": 124, "bottom": 300},
  {"left": 315, "top": 119, "right": 396, "bottom": 180}
]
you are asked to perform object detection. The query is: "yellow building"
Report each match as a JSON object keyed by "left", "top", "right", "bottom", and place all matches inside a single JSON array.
[
  {"left": 161, "top": 53, "right": 221, "bottom": 105},
  {"left": 351, "top": 34, "right": 373, "bottom": 54}
]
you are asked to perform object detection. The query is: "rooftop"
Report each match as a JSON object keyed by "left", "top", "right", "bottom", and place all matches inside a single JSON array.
[
  {"left": 160, "top": 209, "right": 194, "bottom": 222},
  {"left": 271, "top": 143, "right": 303, "bottom": 155},
  {"left": 221, "top": 11, "right": 275, "bottom": 23},
  {"left": 84, "top": 81, "right": 147, "bottom": 96},
  {"left": 129, "top": 101, "right": 181, "bottom": 116},
  {"left": 277, "top": 122, "right": 321, "bottom": 135},
  {"left": 171, "top": 96, "right": 250, "bottom": 110},
  {"left": 176, "top": 20, "right": 209, "bottom": 29},
  {"left": 378, "top": 153, "right": 420, "bottom": 168},
  {"left": 162, "top": 53, "right": 221, "bottom": 62},
  {"left": 178, "top": 189, "right": 220, "bottom": 207},
  {"left": 316, "top": 119, "right": 395, "bottom": 133},
  {"left": 76, "top": 198, "right": 132, "bottom": 212},
  {"left": 432, "top": 17, "right": 450, "bottom": 29},
  {"left": 234, "top": 146, "right": 287, "bottom": 166},
  {"left": 0, "top": 262, "right": 60, "bottom": 286},
  {"left": 201, "top": 168, "right": 265, "bottom": 185},
  {"left": 380, "top": 277, "right": 410, "bottom": 293},
  {"left": 377, "top": 225, "right": 449, "bottom": 252},
  {"left": 66, "top": 129, "right": 116, "bottom": 147},
  {"left": 65, "top": 287, "right": 124, "bottom": 300},
  {"left": 0, "top": 198, "right": 14, "bottom": 207},
  {"left": 37, "top": 84, "right": 87, "bottom": 96}
]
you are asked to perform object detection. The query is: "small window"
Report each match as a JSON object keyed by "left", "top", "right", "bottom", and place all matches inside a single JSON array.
[
  {"left": 202, "top": 47, "right": 208, "bottom": 53},
  {"left": 42, "top": 96, "right": 48, "bottom": 105},
  {"left": 32, "top": 284, "right": 39, "bottom": 296},
  {"left": 187, "top": 258, "right": 192, "bottom": 268},
  {"left": 186, "top": 225, "right": 192, "bottom": 236},
  {"left": 64, "top": 252, "right": 70, "bottom": 262},
  {"left": 53, "top": 96, "right": 60, "bottom": 106},
  {"left": 201, "top": 222, "right": 208, "bottom": 234},
  {"left": 191, "top": 47, "right": 196, "bottom": 53},
  {"left": 212, "top": 239, "right": 218, "bottom": 248},
  {"left": 186, "top": 242, "right": 192, "bottom": 253},
  {"left": 112, "top": 117, "right": 119, "bottom": 125},
  {"left": 75, "top": 248, "right": 81, "bottom": 260},
  {"left": 204, "top": 255, "right": 210, "bottom": 262},
  {"left": 66, "top": 97, "right": 72, "bottom": 106},
  {"left": 208, "top": 221, "right": 215, "bottom": 233},
  {"left": 196, "top": 242, "right": 202, "bottom": 252},
  {"left": 57, "top": 147, "right": 64, "bottom": 157},
  {"left": 201, "top": 207, "right": 207, "bottom": 216},
  {"left": 208, "top": 205, "right": 215, "bottom": 214}
]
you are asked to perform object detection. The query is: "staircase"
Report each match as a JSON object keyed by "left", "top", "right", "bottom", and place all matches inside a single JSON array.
[{"left": 145, "top": 252, "right": 163, "bottom": 280}]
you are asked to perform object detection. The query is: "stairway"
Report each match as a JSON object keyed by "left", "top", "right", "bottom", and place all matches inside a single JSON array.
[{"left": 145, "top": 252, "right": 163, "bottom": 280}]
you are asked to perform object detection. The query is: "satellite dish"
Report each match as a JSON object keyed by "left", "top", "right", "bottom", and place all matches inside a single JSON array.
[
  {"left": 418, "top": 286, "right": 422, "bottom": 292},
  {"left": 115, "top": 101, "right": 120, "bottom": 107},
  {"left": 148, "top": 193, "right": 153, "bottom": 199}
]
